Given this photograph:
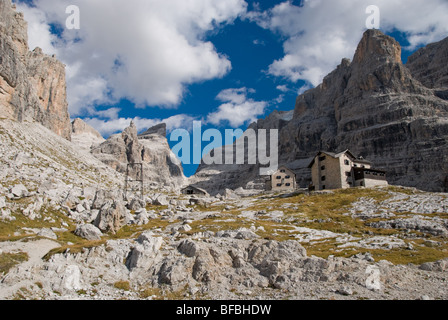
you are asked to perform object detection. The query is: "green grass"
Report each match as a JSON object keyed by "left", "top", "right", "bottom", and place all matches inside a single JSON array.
[
  {"left": 0, "top": 204, "right": 76, "bottom": 242},
  {"left": 0, "top": 251, "right": 29, "bottom": 275},
  {"left": 114, "top": 281, "right": 131, "bottom": 291}
]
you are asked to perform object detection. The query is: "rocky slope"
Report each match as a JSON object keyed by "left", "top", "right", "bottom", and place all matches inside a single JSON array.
[
  {"left": 0, "top": 0, "right": 71, "bottom": 140},
  {"left": 194, "top": 30, "right": 448, "bottom": 194},
  {"left": 1, "top": 183, "right": 448, "bottom": 300},
  {"left": 91, "top": 122, "right": 186, "bottom": 191}
]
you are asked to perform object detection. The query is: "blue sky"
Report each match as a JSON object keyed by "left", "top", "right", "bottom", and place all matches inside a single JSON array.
[{"left": 13, "top": 0, "right": 448, "bottom": 176}]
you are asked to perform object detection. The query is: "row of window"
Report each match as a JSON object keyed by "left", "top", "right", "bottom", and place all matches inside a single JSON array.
[
  {"left": 276, "top": 175, "right": 291, "bottom": 179},
  {"left": 276, "top": 183, "right": 292, "bottom": 187},
  {"left": 364, "top": 171, "right": 386, "bottom": 177},
  {"left": 319, "top": 157, "right": 366, "bottom": 168}
]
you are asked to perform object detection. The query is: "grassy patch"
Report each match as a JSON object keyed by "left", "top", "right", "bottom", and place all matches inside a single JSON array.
[
  {"left": 114, "top": 281, "right": 131, "bottom": 291},
  {"left": 43, "top": 240, "right": 106, "bottom": 261},
  {"left": 0, "top": 204, "right": 76, "bottom": 242},
  {"left": 139, "top": 285, "right": 200, "bottom": 300},
  {"left": 0, "top": 251, "right": 29, "bottom": 275},
  {"left": 368, "top": 239, "right": 448, "bottom": 265}
]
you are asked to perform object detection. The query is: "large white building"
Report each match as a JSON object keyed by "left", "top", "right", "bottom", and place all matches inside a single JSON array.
[{"left": 308, "top": 150, "right": 388, "bottom": 191}]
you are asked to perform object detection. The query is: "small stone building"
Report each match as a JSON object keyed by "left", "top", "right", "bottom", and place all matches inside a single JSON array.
[
  {"left": 308, "top": 150, "right": 388, "bottom": 191},
  {"left": 266, "top": 166, "right": 297, "bottom": 192},
  {"left": 181, "top": 186, "right": 209, "bottom": 197}
]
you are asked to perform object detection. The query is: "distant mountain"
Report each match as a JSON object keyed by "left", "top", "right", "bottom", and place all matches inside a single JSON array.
[
  {"left": 91, "top": 122, "right": 186, "bottom": 191},
  {"left": 193, "top": 29, "right": 448, "bottom": 194}
]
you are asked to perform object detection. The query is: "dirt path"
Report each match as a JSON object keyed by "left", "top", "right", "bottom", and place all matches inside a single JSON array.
[{"left": 0, "top": 239, "right": 60, "bottom": 300}]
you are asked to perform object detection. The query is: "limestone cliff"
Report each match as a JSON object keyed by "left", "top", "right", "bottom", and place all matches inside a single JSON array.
[
  {"left": 406, "top": 36, "right": 448, "bottom": 91},
  {"left": 0, "top": 0, "right": 71, "bottom": 140},
  {"left": 194, "top": 30, "right": 448, "bottom": 193}
]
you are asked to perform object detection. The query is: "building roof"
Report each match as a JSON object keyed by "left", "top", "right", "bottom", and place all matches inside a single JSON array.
[
  {"left": 353, "top": 167, "right": 387, "bottom": 174},
  {"left": 308, "top": 150, "right": 373, "bottom": 168},
  {"left": 181, "top": 185, "right": 209, "bottom": 195},
  {"left": 273, "top": 166, "right": 295, "bottom": 175}
]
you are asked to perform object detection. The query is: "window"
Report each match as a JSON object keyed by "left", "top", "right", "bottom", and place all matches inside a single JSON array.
[
  {"left": 345, "top": 160, "right": 350, "bottom": 166},
  {"left": 277, "top": 184, "right": 282, "bottom": 187},
  {"left": 346, "top": 172, "right": 352, "bottom": 177},
  {"left": 321, "top": 176, "right": 326, "bottom": 182},
  {"left": 280, "top": 169, "right": 286, "bottom": 173},
  {"left": 285, "top": 175, "right": 291, "bottom": 179},
  {"left": 286, "top": 183, "right": 291, "bottom": 187},
  {"left": 276, "top": 176, "right": 282, "bottom": 179},
  {"left": 322, "top": 185, "right": 326, "bottom": 190},
  {"left": 321, "top": 166, "right": 326, "bottom": 171},
  {"left": 319, "top": 156, "right": 326, "bottom": 162}
]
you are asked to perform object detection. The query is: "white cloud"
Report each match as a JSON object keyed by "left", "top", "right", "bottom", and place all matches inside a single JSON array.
[
  {"left": 207, "top": 88, "right": 267, "bottom": 127},
  {"left": 15, "top": 0, "right": 247, "bottom": 116},
  {"left": 248, "top": 0, "right": 448, "bottom": 87},
  {"left": 276, "top": 85, "right": 289, "bottom": 92}
]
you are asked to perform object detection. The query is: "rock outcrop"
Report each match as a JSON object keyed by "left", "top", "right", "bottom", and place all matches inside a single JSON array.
[
  {"left": 406, "top": 36, "right": 448, "bottom": 91},
  {"left": 92, "top": 122, "right": 186, "bottom": 190},
  {"left": 0, "top": 0, "right": 71, "bottom": 140},
  {"left": 71, "top": 118, "right": 105, "bottom": 152},
  {"left": 194, "top": 30, "right": 448, "bottom": 193}
]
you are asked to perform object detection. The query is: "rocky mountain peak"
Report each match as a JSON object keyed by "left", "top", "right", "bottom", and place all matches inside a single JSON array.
[
  {"left": 71, "top": 118, "right": 105, "bottom": 152},
  {"left": 72, "top": 118, "right": 103, "bottom": 139},
  {"left": 92, "top": 122, "right": 185, "bottom": 190},
  {"left": 407, "top": 36, "right": 448, "bottom": 91},
  {"left": 139, "top": 123, "right": 167, "bottom": 138},
  {"left": 353, "top": 29, "right": 402, "bottom": 66}
]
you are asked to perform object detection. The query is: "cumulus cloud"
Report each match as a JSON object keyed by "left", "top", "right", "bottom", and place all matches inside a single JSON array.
[
  {"left": 248, "top": 0, "right": 448, "bottom": 87},
  {"left": 15, "top": 0, "right": 247, "bottom": 116},
  {"left": 207, "top": 88, "right": 267, "bottom": 127}
]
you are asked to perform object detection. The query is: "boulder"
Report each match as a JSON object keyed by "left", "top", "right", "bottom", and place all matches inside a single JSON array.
[
  {"left": 419, "top": 259, "right": 448, "bottom": 272},
  {"left": 10, "top": 184, "right": 28, "bottom": 198},
  {"left": 133, "top": 208, "right": 150, "bottom": 226},
  {"left": 152, "top": 194, "right": 169, "bottom": 206},
  {"left": 0, "top": 196, "right": 6, "bottom": 209},
  {"left": 127, "top": 198, "right": 146, "bottom": 211},
  {"left": 178, "top": 239, "right": 200, "bottom": 258},
  {"left": 126, "top": 232, "right": 163, "bottom": 270},
  {"left": 75, "top": 224, "right": 103, "bottom": 241},
  {"left": 60, "top": 265, "right": 82, "bottom": 291},
  {"left": 91, "top": 189, "right": 123, "bottom": 210},
  {"left": 94, "top": 199, "right": 127, "bottom": 234},
  {"left": 37, "top": 228, "right": 58, "bottom": 240}
]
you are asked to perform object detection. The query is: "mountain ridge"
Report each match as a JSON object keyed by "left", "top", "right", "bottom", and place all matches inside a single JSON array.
[{"left": 193, "top": 29, "right": 448, "bottom": 194}]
